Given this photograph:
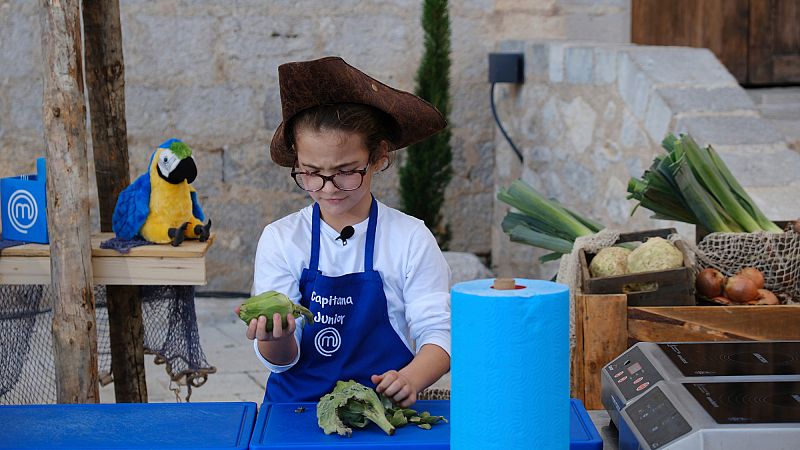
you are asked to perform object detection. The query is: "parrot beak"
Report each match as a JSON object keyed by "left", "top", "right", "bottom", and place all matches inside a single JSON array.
[{"left": 158, "top": 156, "right": 197, "bottom": 184}]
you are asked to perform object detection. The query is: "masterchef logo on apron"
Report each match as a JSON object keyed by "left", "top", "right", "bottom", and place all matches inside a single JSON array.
[{"left": 314, "top": 327, "right": 341, "bottom": 356}]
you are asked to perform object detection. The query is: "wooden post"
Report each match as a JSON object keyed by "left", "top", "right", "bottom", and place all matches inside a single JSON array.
[
  {"left": 83, "top": 0, "right": 147, "bottom": 403},
  {"left": 39, "top": 0, "right": 99, "bottom": 403}
]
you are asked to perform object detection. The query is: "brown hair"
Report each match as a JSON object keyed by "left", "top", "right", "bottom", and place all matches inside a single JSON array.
[{"left": 286, "top": 103, "right": 399, "bottom": 168}]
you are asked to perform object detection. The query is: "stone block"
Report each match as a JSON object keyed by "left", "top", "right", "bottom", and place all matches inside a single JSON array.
[
  {"left": 564, "top": 97, "right": 597, "bottom": 153},
  {"left": 123, "top": 15, "right": 217, "bottom": 85},
  {"left": 124, "top": 85, "right": 176, "bottom": 136},
  {"left": 657, "top": 86, "right": 754, "bottom": 113},
  {"left": 643, "top": 92, "right": 672, "bottom": 143},
  {"left": 673, "top": 116, "right": 784, "bottom": 146},
  {"left": 172, "top": 86, "right": 262, "bottom": 145},
  {"left": 8, "top": 81, "right": 42, "bottom": 134},
  {"left": 0, "top": 9, "right": 41, "bottom": 79},
  {"left": 564, "top": 10, "right": 630, "bottom": 43},
  {"left": 526, "top": 43, "right": 551, "bottom": 78},
  {"left": 712, "top": 143, "right": 800, "bottom": 187},
  {"left": 626, "top": 47, "right": 738, "bottom": 87},
  {"left": 444, "top": 251, "right": 493, "bottom": 287},
  {"left": 218, "top": 15, "right": 315, "bottom": 84},
  {"left": 548, "top": 43, "right": 565, "bottom": 83},
  {"left": 617, "top": 52, "right": 651, "bottom": 117},
  {"left": 593, "top": 46, "right": 619, "bottom": 84},
  {"left": 565, "top": 47, "right": 594, "bottom": 84}
]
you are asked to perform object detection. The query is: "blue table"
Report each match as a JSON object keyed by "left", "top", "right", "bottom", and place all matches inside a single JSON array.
[
  {"left": 0, "top": 402, "right": 256, "bottom": 449},
  {"left": 250, "top": 399, "right": 601, "bottom": 449}
]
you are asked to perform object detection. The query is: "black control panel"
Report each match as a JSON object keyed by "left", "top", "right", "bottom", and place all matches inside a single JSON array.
[
  {"left": 606, "top": 346, "right": 664, "bottom": 400},
  {"left": 627, "top": 386, "right": 692, "bottom": 449}
]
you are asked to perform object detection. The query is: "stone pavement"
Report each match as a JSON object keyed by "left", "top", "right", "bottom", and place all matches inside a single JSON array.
[{"left": 98, "top": 251, "right": 492, "bottom": 403}]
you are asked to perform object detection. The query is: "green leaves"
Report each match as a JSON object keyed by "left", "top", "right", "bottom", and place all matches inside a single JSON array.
[
  {"left": 317, "top": 381, "right": 448, "bottom": 437},
  {"left": 317, "top": 380, "right": 396, "bottom": 437}
]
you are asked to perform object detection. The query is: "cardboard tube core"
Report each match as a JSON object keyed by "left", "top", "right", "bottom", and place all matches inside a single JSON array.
[{"left": 493, "top": 277, "right": 516, "bottom": 290}]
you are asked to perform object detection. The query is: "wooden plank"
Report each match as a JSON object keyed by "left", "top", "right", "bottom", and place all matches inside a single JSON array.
[
  {"left": 0, "top": 233, "right": 214, "bottom": 258},
  {"left": 628, "top": 305, "right": 800, "bottom": 342},
  {"left": 570, "top": 291, "right": 585, "bottom": 401},
  {"left": 580, "top": 293, "right": 627, "bottom": 410},
  {"left": 0, "top": 255, "right": 207, "bottom": 286},
  {"left": 40, "top": 0, "right": 99, "bottom": 403}
]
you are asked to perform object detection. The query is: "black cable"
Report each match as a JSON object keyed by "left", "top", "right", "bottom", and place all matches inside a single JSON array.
[{"left": 490, "top": 82, "right": 523, "bottom": 162}]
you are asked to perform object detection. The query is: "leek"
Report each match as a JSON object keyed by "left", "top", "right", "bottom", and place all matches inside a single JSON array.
[
  {"left": 498, "top": 179, "right": 603, "bottom": 262},
  {"left": 627, "top": 133, "right": 781, "bottom": 234}
]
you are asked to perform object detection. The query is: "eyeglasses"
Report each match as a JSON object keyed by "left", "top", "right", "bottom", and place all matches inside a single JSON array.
[{"left": 291, "top": 164, "right": 370, "bottom": 192}]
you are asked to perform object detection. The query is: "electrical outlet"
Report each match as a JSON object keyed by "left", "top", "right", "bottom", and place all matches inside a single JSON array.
[{"left": 488, "top": 53, "right": 524, "bottom": 84}]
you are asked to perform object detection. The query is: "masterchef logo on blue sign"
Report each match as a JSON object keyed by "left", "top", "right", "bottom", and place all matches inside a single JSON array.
[
  {"left": 314, "top": 327, "right": 341, "bottom": 357},
  {"left": 7, "top": 189, "right": 38, "bottom": 234}
]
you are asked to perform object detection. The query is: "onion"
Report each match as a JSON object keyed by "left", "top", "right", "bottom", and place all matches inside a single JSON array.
[
  {"left": 737, "top": 267, "right": 765, "bottom": 290},
  {"left": 724, "top": 275, "right": 759, "bottom": 304},
  {"left": 709, "top": 296, "right": 733, "bottom": 306},
  {"left": 696, "top": 268, "right": 725, "bottom": 298},
  {"left": 755, "top": 289, "right": 780, "bottom": 305},
  {"left": 793, "top": 220, "right": 800, "bottom": 234}
]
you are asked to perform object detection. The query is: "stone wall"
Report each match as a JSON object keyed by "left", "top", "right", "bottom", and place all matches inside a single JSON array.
[
  {"left": 0, "top": 0, "right": 631, "bottom": 291},
  {"left": 492, "top": 41, "right": 800, "bottom": 279}
]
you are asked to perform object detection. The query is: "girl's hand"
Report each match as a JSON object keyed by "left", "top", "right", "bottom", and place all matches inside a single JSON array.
[
  {"left": 371, "top": 370, "right": 417, "bottom": 408},
  {"left": 235, "top": 306, "right": 296, "bottom": 342}
]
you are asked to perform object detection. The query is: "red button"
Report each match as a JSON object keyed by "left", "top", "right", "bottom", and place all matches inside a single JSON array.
[
  {"left": 614, "top": 371, "right": 624, "bottom": 378},
  {"left": 634, "top": 377, "right": 644, "bottom": 384},
  {"left": 617, "top": 376, "right": 628, "bottom": 384},
  {"left": 637, "top": 382, "right": 650, "bottom": 391}
]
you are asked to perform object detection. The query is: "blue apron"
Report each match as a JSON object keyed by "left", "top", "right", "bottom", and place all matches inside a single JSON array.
[{"left": 264, "top": 198, "right": 414, "bottom": 402}]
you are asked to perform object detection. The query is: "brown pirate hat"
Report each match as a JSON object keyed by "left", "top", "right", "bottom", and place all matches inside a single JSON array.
[{"left": 270, "top": 56, "right": 447, "bottom": 167}]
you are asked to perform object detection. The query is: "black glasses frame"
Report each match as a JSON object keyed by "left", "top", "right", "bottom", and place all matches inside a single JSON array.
[{"left": 290, "top": 164, "right": 370, "bottom": 192}]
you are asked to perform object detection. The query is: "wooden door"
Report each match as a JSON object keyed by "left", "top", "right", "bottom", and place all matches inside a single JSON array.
[
  {"left": 632, "top": 0, "right": 800, "bottom": 86},
  {"left": 749, "top": 0, "right": 800, "bottom": 84}
]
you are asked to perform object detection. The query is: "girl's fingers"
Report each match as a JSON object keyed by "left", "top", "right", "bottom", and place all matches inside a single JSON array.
[
  {"left": 383, "top": 378, "right": 407, "bottom": 398},
  {"left": 271, "top": 313, "right": 283, "bottom": 339},
  {"left": 286, "top": 313, "right": 296, "bottom": 334},
  {"left": 255, "top": 315, "right": 269, "bottom": 341},
  {"left": 245, "top": 318, "right": 257, "bottom": 340}
]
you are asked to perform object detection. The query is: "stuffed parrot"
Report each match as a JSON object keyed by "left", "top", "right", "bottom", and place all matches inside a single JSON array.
[{"left": 112, "top": 138, "right": 211, "bottom": 246}]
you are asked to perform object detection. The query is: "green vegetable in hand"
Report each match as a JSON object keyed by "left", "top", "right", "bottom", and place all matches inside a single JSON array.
[
  {"left": 317, "top": 380, "right": 396, "bottom": 437},
  {"left": 237, "top": 291, "right": 314, "bottom": 331}
]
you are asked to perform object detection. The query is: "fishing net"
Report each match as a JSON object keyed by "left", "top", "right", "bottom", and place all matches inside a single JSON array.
[
  {"left": 0, "top": 284, "right": 215, "bottom": 404},
  {"left": 556, "top": 229, "right": 622, "bottom": 351},
  {"left": 691, "top": 230, "right": 800, "bottom": 304}
]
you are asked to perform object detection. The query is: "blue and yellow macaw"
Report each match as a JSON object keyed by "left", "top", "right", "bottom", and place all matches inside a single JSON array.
[{"left": 112, "top": 138, "right": 211, "bottom": 246}]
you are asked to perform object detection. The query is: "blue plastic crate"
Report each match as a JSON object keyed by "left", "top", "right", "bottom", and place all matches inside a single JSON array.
[
  {"left": 570, "top": 398, "right": 603, "bottom": 450},
  {"left": 250, "top": 400, "right": 450, "bottom": 450},
  {"left": 0, "top": 401, "right": 257, "bottom": 449},
  {"left": 1, "top": 157, "right": 48, "bottom": 244},
  {"left": 249, "top": 399, "right": 603, "bottom": 449}
]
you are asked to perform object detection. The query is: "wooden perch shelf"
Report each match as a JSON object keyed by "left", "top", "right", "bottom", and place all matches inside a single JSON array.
[{"left": 0, "top": 233, "right": 214, "bottom": 285}]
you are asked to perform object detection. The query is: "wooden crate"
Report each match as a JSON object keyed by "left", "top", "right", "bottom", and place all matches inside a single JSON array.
[
  {"left": 580, "top": 228, "right": 695, "bottom": 307},
  {"left": 570, "top": 292, "right": 800, "bottom": 409}
]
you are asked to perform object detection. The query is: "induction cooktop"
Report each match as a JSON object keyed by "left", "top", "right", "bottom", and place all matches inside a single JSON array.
[
  {"left": 601, "top": 341, "right": 800, "bottom": 428},
  {"left": 619, "top": 380, "right": 800, "bottom": 450}
]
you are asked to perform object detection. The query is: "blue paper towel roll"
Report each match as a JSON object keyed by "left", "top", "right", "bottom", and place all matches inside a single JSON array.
[{"left": 450, "top": 278, "right": 570, "bottom": 450}]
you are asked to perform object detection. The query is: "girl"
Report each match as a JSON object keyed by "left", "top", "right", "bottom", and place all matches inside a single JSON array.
[{"left": 242, "top": 57, "right": 451, "bottom": 407}]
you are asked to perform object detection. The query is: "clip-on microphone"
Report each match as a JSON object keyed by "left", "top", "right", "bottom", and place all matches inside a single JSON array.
[{"left": 336, "top": 226, "right": 355, "bottom": 246}]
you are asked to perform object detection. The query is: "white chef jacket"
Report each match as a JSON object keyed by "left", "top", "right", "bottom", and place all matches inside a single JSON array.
[{"left": 251, "top": 199, "right": 452, "bottom": 372}]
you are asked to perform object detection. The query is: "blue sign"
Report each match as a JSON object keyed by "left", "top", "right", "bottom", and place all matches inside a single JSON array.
[{"left": 1, "top": 158, "right": 49, "bottom": 244}]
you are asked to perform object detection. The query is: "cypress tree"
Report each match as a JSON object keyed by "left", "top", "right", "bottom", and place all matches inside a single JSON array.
[{"left": 399, "top": 0, "right": 452, "bottom": 249}]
